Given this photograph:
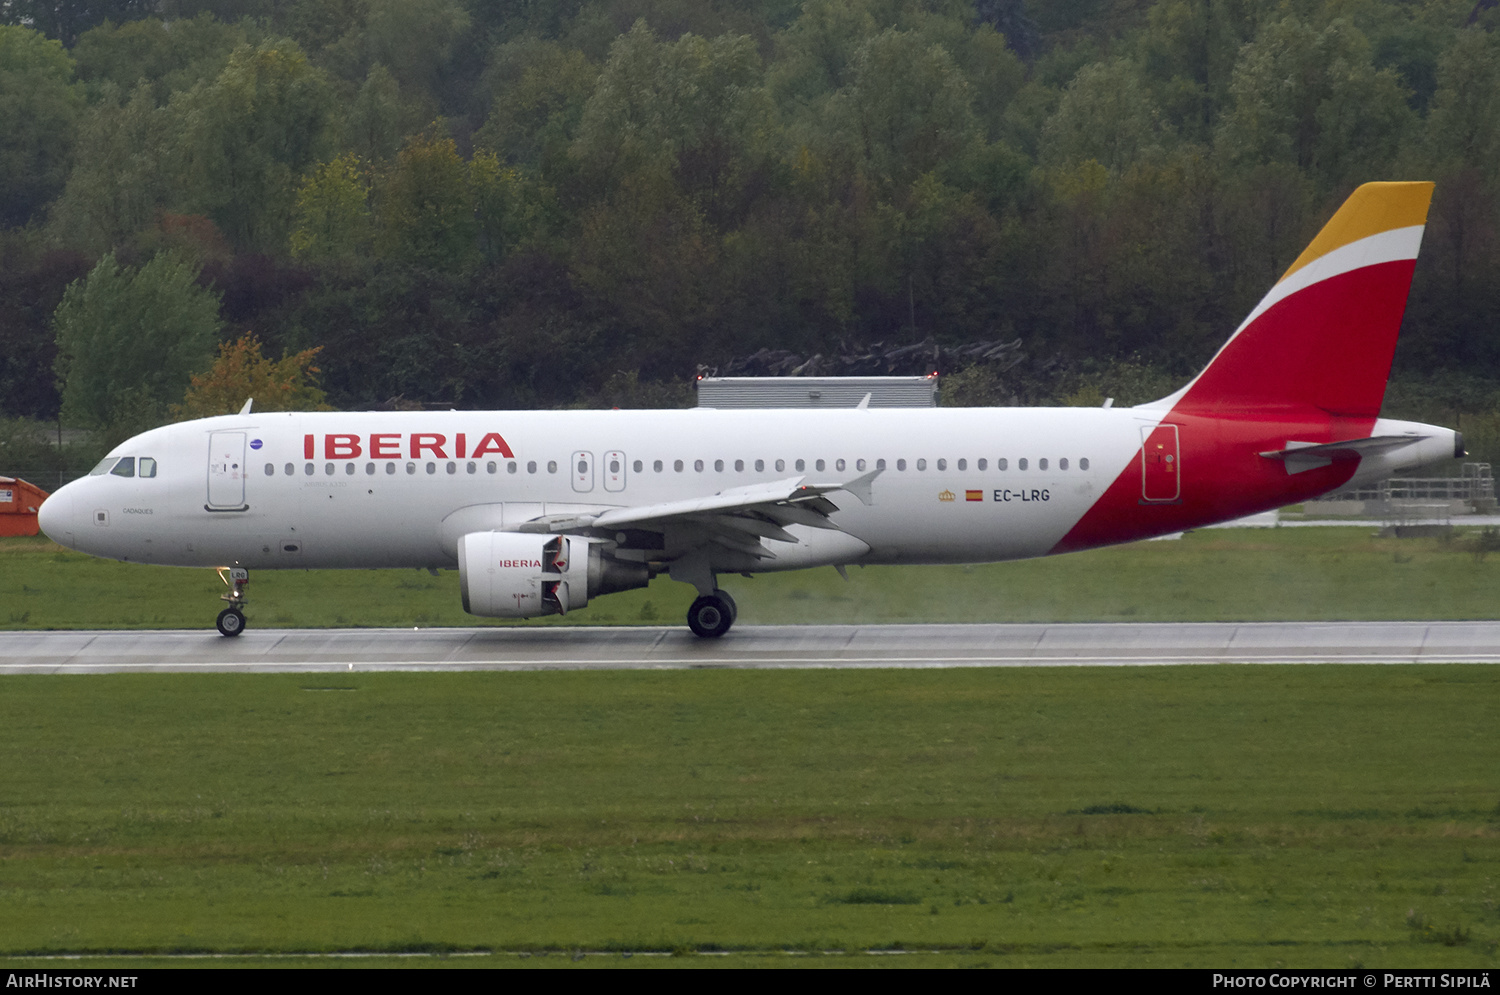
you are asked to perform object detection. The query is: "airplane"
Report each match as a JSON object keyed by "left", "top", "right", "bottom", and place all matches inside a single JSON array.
[{"left": 38, "top": 181, "right": 1461, "bottom": 639}]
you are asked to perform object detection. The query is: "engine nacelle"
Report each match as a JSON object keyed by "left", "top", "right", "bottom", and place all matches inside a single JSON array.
[{"left": 457, "top": 532, "right": 650, "bottom": 618}]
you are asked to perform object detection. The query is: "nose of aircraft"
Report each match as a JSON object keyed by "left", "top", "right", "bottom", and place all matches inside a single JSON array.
[{"left": 37, "top": 485, "right": 75, "bottom": 547}]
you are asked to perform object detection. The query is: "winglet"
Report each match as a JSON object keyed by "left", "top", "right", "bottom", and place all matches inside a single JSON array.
[{"left": 835, "top": 467, "right": 882, "bottom": 506}]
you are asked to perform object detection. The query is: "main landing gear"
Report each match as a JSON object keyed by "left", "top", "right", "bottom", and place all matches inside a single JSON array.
[
  {"left": 215, "top": 566, "right": 249, "bottom": 637},
  {"left": 687, "top": 589, "right": 737, "bottom": 639}
]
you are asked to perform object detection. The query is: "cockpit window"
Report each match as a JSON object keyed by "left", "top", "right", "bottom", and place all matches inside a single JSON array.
[
  {"left": 139, "top": 457, "right": 157, "bottom": 478},
  {"left": 90, "top": 457, "right": 119, "bottom": 476},
  {"left": 110, "top": 457, "right": 136, "bottom": 478}
]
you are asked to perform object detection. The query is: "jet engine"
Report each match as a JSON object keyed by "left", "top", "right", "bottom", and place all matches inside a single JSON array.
[{"left": 457, "top": 532, "right": 650, "bottom": 618}]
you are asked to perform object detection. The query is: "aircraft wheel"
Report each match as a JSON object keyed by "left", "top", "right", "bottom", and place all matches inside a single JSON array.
[
  {"left": 687, "top": 595, "right": 734, "bottom": 638},
  {"left": 216, "top": 607, "right": 247, "bottom": 638},
  {"left": 713, "top": 589, "right": 738, "bottom": 624}
]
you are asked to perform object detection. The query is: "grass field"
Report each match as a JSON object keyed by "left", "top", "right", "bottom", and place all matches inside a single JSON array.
[
  {"left": 0, "top": 667, "right": 1497, "bottom": 967},
  {"left": 2, "top": 528, "right": 1498, "bottom": 968},
  {"left": 5, "top": 525, "right": 1500, "bottom": 630}
]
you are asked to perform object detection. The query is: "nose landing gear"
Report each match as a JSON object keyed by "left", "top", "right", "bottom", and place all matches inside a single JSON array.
[{"left": 215, "top": 566, "right": 249, "bottom": 637}]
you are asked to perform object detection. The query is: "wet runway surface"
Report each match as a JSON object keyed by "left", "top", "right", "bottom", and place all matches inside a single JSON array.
[{"left": 2, "top": 621, "right": 1499, "bottom": 673}]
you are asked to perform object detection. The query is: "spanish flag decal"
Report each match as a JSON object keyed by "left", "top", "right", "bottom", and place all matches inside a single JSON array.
[{"left": 965, "top": 490, "right": 983, "bottom": 502}]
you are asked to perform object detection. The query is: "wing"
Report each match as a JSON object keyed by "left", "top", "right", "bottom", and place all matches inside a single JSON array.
[{"left": 512, "top": 469, "right": 881, "bottom": 561}]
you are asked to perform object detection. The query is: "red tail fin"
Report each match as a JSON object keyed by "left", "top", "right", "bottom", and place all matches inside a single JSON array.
[{"left": 1160, "top": 181, "right": 1433, "bottom": 418}]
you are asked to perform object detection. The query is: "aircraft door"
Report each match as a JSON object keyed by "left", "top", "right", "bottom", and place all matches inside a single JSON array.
[
  {"left": 207, "top": 431, "right": 249, "bottom": 510},
  {"left": 1140, "top": 424, "right": 1180, "bottom": 503},
  {"left": 603, "top": 450, "right": 626, "bottom": 492},
  {"left": 571, "top": 451, "right": 594, "bottom": 493}
]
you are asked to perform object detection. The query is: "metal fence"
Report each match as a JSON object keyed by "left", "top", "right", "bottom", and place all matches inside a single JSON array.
[
  {"left": 1319, "top": 463, "right": 1494, "bottom": 504},
  {"left": 0, "top": 469, "right": 88, "bottom": 493}
]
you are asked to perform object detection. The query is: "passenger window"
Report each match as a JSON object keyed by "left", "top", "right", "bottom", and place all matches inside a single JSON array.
[
  {"left": 775, "top": 459, "right": 785, "bottom": 472},
  {"left": 487, "top": 462, "right": 497, "bottom": 474},
  {"left": 426, "top": 462, "right": 436, "bottom": 474},
  {"left": 755, "top": 459, "right": 764, "bottom": 472},
  {"left": 1059, "top": 458, "right": 1068, "bottom": 470},
  {"left": 285, "top": 463, "right": 294, "bottom": 475},
  {"left": 90, "top": 458, "right": 119, "bottom": 476},
  {"left": 714, "top": 459, "right": 723, "bottom": 472},
  {"left": 876, "top": 459, "right": 886, "bottom": 470},
  {"left": 265, "top": 463, "right": 275, "bottom": 476},
  {"left": 366, "top": 463, "right": 376, "bottom": 475},
  {"left": 815, "top": 459, "right": 825, "bottom": 471},
  {"left": 447, "top": 462, "right": 457, "bottom": 474},
  {"left": 734, "top": 459, "right": 744, "bottom": 472},
  {"left": 978, "top": 458, "right": 987, "bottom": 470},
  {"left": 633, "top": 460, "right": 642, "bottom": 473},
  {"left": 110, "top": 457, "right": 135, "bottom": 478},
  {"left": 547, "top": 461, "right": 557, "bottom": 474},
  {"left": 1019, "top": 458, "right": 1028, "bottom": 471},
  {"left": 936, "top": 458, "right": 946, "bottom": 471},
  {"left": 506, "top": 461, "right": 516, "bottom": 474},
  {"left": 856, "top": 458, "right": 866, "bottom": 471},
  {"left": 1080, "top": 458, "right": 1090, "bottom": 470},
  {"left": 324, "top": 463, "right": 335, "bottom": 475},
  {"left": 527, "top": 461, "right": 537, "bottom": 474},
  {"left": 897, "top": 459, "right": 906, "bottom": 471},
  {"left": 917, "top": 459, "right": 927, "bottom": 471},
  {"left": 466, "top": 462, "right": 476, "bottom": 474},
  {"left": 795, "top": 459, "right": 805, "bottom": 472},
  {"left": 653, "top": 460, "right": 663, "bottom": 472},
  {"left": 407, "top": 462, "right": 417, "bottom": 475},
  {"left": 307, "top": 463, "right": 316, "bottom": 475},
  {"left": 1039, "top": 458, "right": 1048, "bottom": 471},
  {"left": 674, "top": 459, "right": 684, "bottom": 472},
  {"left": 387, "top": 463, "right": 397, "bottom": 475},
  {"left": 577, "top": 459, "right": 588, "bottom": 474},
  {"left": 957, "top": 459, "right": 966, "bottom": 471},
  {"left": 344, "top": 463, "right": 355, "bottom": 475},
  {"left": 139, "top": 458, "right": 157, "bottom": 478}
]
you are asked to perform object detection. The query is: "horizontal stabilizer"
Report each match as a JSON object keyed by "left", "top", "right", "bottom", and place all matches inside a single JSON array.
[{"left": 1259, "top": 435, "right": 1424, "bottom": 474}]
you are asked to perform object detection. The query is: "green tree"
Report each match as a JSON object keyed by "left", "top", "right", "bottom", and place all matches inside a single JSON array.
[
  {"left": 362, "top": 0, "right": 470, "bottom": 97},
  {"left": 1039, "top": 57, "right": 1166, "bottom": 173},
  {"left": 572, "top": 22, "right": 771, "bottom": 222},
  {"left": 839, "top": 28, "right": 978, "bottom": 188},
  {"left": 374, "top": 128, "right": 476, "bottom": 269},
  {"left": 1217, "top": 16, "right": 1412, "bottom": 190},
  {"left": 1424, "top": 28, "right": 1500, "bottom": 174},
  {"left": 0, "top": 0, "right": 149, "bottom": 48},
  {"left": 342, "top": 64, "right": 413, "bottom": 163},
  {"left": 53, "top": 253, "right": 223, "bottom": 442},
  {"left": 0, "top": 25, "right": 85, "bottom": 228},
  {"left": 47, "top": 83, "right": 172, "bottom": 253},
  {"left": 71, "top": 14, "right": 247, "bottom": 105},
  {"left": 289, "top": 153, "right": 373, "bottom": 262},
  {"left": 469, "top": 151, "right": 548, "bottom": 263},
  {"left": 172, "top": 40, "right": 336, "bottom": 251},
  {"left": 474, "top": 40, "right": 597, "bottom": 174}
]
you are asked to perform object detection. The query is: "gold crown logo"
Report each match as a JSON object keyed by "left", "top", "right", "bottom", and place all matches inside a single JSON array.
[{"left": 938, "top": 489, "right": 955, "bottom": 502}]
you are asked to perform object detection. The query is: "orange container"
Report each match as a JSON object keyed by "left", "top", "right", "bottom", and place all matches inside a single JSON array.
[{"left": 0, "top": 477, "right": 50, "bottom": 537}]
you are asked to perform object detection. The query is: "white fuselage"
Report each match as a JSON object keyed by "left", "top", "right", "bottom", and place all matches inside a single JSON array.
[{"left": 38, "top": 406, "right": 1457, "bottom": 576}]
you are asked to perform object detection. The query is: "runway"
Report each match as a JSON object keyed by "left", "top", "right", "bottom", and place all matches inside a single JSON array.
[{"left": 2, "top": 621, "right": 1499, "bottom": 673}]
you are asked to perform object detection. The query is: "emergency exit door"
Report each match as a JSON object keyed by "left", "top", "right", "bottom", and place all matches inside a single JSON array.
[
  {"left": 572, "top": 451, "right": 594, "bottom": 492},
  {"left": 1140, "top": 424, "right": 1180, "bottom": 502},
  {"left": 207, "top": 431, "right": 248, "bottom": 510}
]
